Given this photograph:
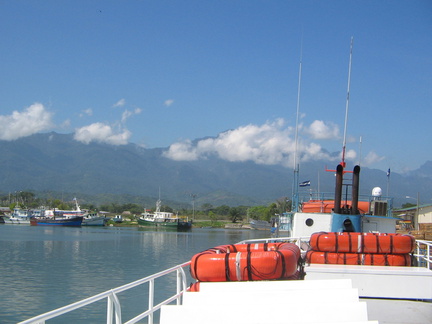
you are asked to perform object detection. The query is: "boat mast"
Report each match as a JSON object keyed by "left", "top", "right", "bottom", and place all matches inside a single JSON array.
[
  {"left": 291, "top": 40, "right": 303, "bottom": 213},
  {"left": 341, "top": 37, "right": 354, "bottom": 168},
  {"left": 156, "top": 187, "right": 161, "bottom": 213}
]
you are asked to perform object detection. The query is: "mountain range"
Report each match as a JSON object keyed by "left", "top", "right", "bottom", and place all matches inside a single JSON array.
[{"left": 0, "top": 132, "right": 430, "bottom": 209}]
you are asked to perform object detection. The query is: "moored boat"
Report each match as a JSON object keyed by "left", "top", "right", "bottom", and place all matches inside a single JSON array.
[
  {"left": 56, "top": 198, "right": 85, "bottom": 218},
  {"left": 137, "top": 198, "right": 192, "bottom": 230},
  {"left": 2, "top": 207, "right": 32, "bottom": 224},
  {"left": 82, "top": 212, "right": 107, "bottom": 226},
  {"left": 50, "top": 198, "right": 104, "bottom": 226},
  {"left": 30, "top": 216, "right": 83, "bottom": 226},
  {"left": 249, "top": 219, "right": 271, "bottom": 230}
]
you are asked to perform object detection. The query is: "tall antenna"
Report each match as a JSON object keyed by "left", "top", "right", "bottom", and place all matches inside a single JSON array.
[
  {"left": 358, "top": 135, "right": 362, "bottom": 166},
  {"left": 291, "top": 38, "right": 303, "bottom": 213},
  {"left": 293, "top": 41, "right": 303, "bottom": 170},
  {"left": 341, "top": 37, "right": 354, "bottom": 168}
]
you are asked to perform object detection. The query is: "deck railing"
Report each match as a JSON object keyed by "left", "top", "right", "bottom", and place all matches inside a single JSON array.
[
  {"left": 18, "top": 261, "right": 191, "bottom": 324},
  {"left": 414, "top": 239, "right": 432, "bottom": 269}
]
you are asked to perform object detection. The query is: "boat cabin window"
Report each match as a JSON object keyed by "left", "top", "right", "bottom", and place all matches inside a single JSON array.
[{"left": 305, "top": 218, "right": 314, "bottom": 227}]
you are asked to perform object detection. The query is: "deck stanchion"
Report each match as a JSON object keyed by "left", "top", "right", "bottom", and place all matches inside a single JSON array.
[{"left": 148, "top": 279, "right": 155, "bottom": 324}]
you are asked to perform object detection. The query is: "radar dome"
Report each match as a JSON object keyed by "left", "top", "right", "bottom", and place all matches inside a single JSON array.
[{"left": 372, "top": 187, "right": 382, "bottom": 197}]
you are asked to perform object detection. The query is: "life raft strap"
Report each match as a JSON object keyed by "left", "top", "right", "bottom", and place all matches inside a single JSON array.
[
  {"left": 389, "top": 234, "right": 393, "bottom": 254},
  {"left": 246, "top": 252, "right": 252, "bottom": 281},
  {"left": 225, "top": 253, "right": 230, "bottom": 281},
  {"left": 335, "top": 233, "right": 339, "bottom": 253},
  {"left": 275, "top": 250, "right": 286, "bottom": 279}
]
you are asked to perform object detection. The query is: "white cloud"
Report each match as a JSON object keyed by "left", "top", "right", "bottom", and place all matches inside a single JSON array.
[
  {"left": 60, "top": 119, "right": 71, "bottom": 129},
  {"left": 163, "top": 119, "right": 334, "bottom": 167},
  {"left": 363, "top": 151, "right": 385, "bottom": 166},
  {"left": 74, "top": 122, "right": 131, "bottom": 145},
  {"left": 164, "top": 99, "right": 174, "bottom": 107},
  {"left": 0, "top": 103, "right": 53, "bottom": 140},
  {"left": 305, "top": 120, "right": 340, "bottom": 140},
  {"left": 79, "top": 108, "right": 93, "bottom": 117},
  {"left": 164, "top": 140, "right": 200, "bottom": 160},
  {"left": 113, "top": 98, "right": 126, "bottom": 108},
  {"left": 345, "top": 149, "right": 357, "bottom": 161},
  {"left": 74, "top": 104, "right": 142, "bottom": 145},
  {"left": 74, "top": 107, "right": 141, "bottom": 145},
  {"left": 121, "top": 108, "right": 142, "bottom": 123}
]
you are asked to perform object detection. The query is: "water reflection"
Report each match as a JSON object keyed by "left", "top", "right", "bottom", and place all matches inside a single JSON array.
[{"left": 0, "top": 225, "right": 269, "bottom": 323}]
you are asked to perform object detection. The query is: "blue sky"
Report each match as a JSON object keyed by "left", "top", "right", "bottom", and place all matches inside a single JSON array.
[{"left": 0, "top": 1, "right": 431, "bottom": 173}]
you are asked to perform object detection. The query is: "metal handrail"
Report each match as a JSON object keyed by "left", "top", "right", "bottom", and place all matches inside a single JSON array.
[
  {"left": 414, "top": 239, "right": 432, "bottom": 269},
  {"left": 18, "top": 261, "right": 191, "bottom": 324}
]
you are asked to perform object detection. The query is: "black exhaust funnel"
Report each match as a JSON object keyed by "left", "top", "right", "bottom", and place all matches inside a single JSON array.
[
  {"left": 351, "top": 165, "right": 360, "bottom": 215},
  {"left": 334, "top": 164, "right": 343, "bottom": 214}
]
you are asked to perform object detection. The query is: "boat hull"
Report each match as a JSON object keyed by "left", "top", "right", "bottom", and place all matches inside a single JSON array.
[
  {"left": 2, "top": 217, "right": 31, "bottom": 225},
  {"left": 3, "top": 207, "right": 32, "bottom": 224},
  {"left": 82, "top": 216, "right": 106, "bottom": 226},
  {"left": 249, "top": 220, "right": 271, "bottom": 230},
  {"left": 30, "top": 216, "right": 83, "bottom": 226},
  {"left": 137, "top": 218, "right": 192, "bottom": 230}
]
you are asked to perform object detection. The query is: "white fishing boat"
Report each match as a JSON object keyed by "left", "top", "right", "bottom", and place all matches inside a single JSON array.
[
  {"left": 82, "top": 212, "right": 107, "bottom": 226},
  {"left": 2, "top": 207, "right": 31, "bottom": 224},
  {"left": 53, "top": 198, "right": 105, "bottom": 225},
  {"left": 138, "top": 198, "right": 192, "bottom": 230},
  {"left": 57, "top": 198, "right": 85, "bottom": 218}
]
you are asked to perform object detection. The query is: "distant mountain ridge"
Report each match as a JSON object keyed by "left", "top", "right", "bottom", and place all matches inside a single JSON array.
[{"left": 0, "top": 132, "right": 430, "bottom": 207}]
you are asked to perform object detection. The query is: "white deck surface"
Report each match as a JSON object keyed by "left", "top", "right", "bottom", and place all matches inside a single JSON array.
[
  {"left": 363, "top": 298, "right": 432, "bottom": 324},
  {"left": 161, "top": 279, "right": 378, "bottom": 324},
  {"left": 305, "top": 264, "right": 432, "bottom": 299}
]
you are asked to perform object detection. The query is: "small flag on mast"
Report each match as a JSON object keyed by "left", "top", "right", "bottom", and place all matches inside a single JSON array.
[
  {"left": 387, "top": 168, "right": 391, "bottom": 178},
  {"left": 299, "top": 180, "right": 311, "bottom": 187}
]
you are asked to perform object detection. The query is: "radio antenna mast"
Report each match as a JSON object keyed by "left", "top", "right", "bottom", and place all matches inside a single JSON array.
[
  {"left": 291, "top": 37, "right": 303, "bottom": 213},
  {"left": 341, "top": 37, "right": 354, "bottom": 168}
]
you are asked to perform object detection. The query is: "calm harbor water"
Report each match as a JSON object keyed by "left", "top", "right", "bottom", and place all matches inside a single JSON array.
[{"left": 0, "top": 224, "right": 269, "bottom": 323}]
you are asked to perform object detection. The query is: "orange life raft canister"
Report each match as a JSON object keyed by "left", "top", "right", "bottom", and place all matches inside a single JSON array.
[
  {"left": 309, "top": 232, "right": 415, "bottom": 254},
  {"left": 190, "top": 242, "right": 300, "bottom": 282},
  {"left": 306, "top": 250, "right": 412, "bottom": 266}
]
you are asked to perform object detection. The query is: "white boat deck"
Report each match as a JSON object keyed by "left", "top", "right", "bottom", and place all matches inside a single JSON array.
[
  {"left": 160, "top": 279, "right": 378, "bottom": 324},
  {"left": 363, "top": 298, "right": 432, "bottom": 324},
  {"left": 305, "top": 263, "right": 432, "bottom": 299}
]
